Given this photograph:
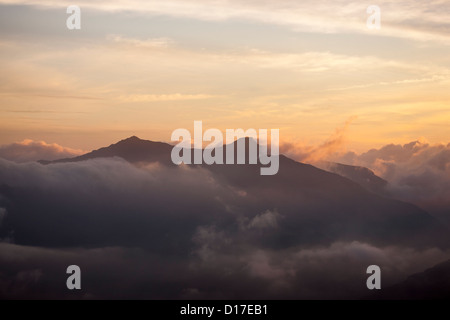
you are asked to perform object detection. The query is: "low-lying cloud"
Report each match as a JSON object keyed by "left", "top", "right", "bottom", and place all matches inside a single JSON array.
[
  {"left": 0, "top": 154, "right": 448, "bottom": 298},
  {"left": 280, "top": 124, "right": 450, "bottom": 227},
  {"left": 0, "top": 139, "right": 83, "bottom": 163},
  {"left": 1, "top": 240, "right": 448, "bottom": 299},
  {"left": 328, "top": 140, "right": 450, "bottom": 225}
]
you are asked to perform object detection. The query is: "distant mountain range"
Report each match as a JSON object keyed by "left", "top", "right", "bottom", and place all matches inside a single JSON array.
[
  {"left": 39, "top": 136, "right": 174, "bottom": 165},
  {"left": 39, "top": 136, "right": 389, "bottom": 195},
  {"left": 316, "top": 161, "right": 388, "bottom": 196},
  {"left": 37, "top": 136, "right": 449, "bottom": 249},
  {"left": 0, "top": 134, "right": 448, "bottom": 300}
]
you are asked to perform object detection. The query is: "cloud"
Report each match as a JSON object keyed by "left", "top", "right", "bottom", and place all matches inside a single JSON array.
[
  {"left": 0, "top": 147, "right": 446, "bottom": 249},
  {"left": 0, "top": 243, "right": 185, "bottom": 299},
  {"left": 322, "top": 140, "right": 450, "bottom": 225},
  {"left": 185, "top": 239, "right": 450, "bottom": 299},
  {"left": 117, "top": 93, "right": 215, "bottom": 102},
  {"left": 247, "top": 209, "right": 280, "bottom": 229},
  {"left": 277, "top": 120, "right": 450, "bottom": 228},
  {"left": 329, "top": 74, "right": 448, "bottom": 92},
  {"left": 1, "top": 239, "right": 449, "bottom": 299},
  {"left": 0, "top": 151, "right": 448, "bottom": 298},
  {"left": 107, "top": 34, "right": 174, "bottom": 49},
  {"left": 0, "top": 158, "right": 239, "bottom": 251},
  {"left": 1, "top": 0, "right": 450, "bottom": 44},
  {"left": 0, "top": 139, "right": 84, "bottom": 163},
  {"left": 280, "top": 117, "right": 356, "bottom": 163}
]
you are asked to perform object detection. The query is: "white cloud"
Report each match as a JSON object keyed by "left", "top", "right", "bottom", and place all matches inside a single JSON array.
[
  {"left": 0, "top": 139, "right": 84, "bottom": 163},
  {"left": 248, "top": 209, "right": 280, "bottom": 229},
  {"left": 326, "top": 140, "right": 450, "bottom": 224}
]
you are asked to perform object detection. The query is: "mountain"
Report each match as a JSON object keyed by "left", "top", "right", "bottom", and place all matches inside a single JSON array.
[
  {"left": 2, "top": 136, "right": 450, "bottom": 299},
  {"left": 38, "top": 136, "right": 174, "bottom": 165},
  {"left": 316, "top": 161, "right": 388, "bottom": 195},
  {"left": 369, "top": 259, "right": 450, "bottom": 300},
  {"left": 35, "top": 136, "right": 450, "bottom": 249}
]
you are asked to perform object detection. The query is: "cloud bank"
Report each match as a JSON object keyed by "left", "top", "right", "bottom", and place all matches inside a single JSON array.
[
  {"left": 0, "top": 139, "right": 83, "bottom": 163},
  {"left": 0, "top": 152, "right": 448, "bottom": 299},
  {"left": 278, "top": 120, "right": 450, "bottom": 227},
  {"left": 332, "top": 140, "right": 450, "bottom": 225}
]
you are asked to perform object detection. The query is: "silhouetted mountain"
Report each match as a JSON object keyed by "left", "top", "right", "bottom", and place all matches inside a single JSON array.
[
  {"left": 317, "top": 161, "right": 388, "bottom": 195},
  {"left": 2, "top": 136, "right": 450, "bottom": 299},
  {"left": 38, "top": 136, "right": 174, "bottom": 165},
  {"left": 35, "top": 136, "right": 450, "bottom": 249},
  {"left": 369, "top": 259, "right": 450, "bottom": 300}
]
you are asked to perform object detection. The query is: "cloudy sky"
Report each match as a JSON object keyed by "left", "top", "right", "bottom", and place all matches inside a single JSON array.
[
  {"left": 0, "top": 0, "right": 449, "bottom": 152},
  {"left": 1, "top": 2, "right": 450, "bottom": 298}
]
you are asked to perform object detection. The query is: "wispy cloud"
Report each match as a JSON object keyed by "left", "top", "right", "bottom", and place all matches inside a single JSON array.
[
  {"left": 329, "top": 74, "right": 449, "bottom": 92},
  {"left": 0, "top": 139, "right": 84, "bottom": 162},
  {"left": 280, "top": 116, "right": 357, "bottom": 163},
  {"left": 117, "top": 93, "right": 215, "bottom": 102},
  {"left": 2, "top": 0, "right": 450, "bottom": 43},
  {"left": 107, "top": 34, "right": 174, "bottom": 49}
]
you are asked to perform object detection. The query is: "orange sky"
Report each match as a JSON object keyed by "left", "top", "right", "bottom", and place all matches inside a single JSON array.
[{"left": 0, "top": 0, "right": 449, "bottom": 153}]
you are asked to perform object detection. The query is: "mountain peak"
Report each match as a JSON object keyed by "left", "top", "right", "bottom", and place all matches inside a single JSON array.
[
  {"left": 121, "top": 136, "right": 142, "bottom": 143},
  {"left": 40, "top": 136, "right": 173, "bottom": 165}
]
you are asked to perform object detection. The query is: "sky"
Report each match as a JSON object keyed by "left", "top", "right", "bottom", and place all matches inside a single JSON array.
[
  {"left": 0, "top": 0, "right": 449, "bottom": 152},
  {"left": 2, "top": 1, "right": 450, "bottom": 299}
]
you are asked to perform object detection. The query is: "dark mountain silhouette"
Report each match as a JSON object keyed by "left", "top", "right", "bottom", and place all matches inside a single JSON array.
[
  {"left": 369, "top": 259, "right": 450, "bottom": 300},
  {"left": 36, "top": 136, "right": 450, "bottom": 249},
  {"left": 39, "top": 137, "right": 387, "bottom": 195},
  {"left": 317, "top": 161, "right": 388, "bottom": 195},
  {"left": 38, "top": 136, "right": 174, "bottom": 165}
]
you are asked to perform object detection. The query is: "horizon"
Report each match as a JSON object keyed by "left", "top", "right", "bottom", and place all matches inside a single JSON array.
[{"left": 2, "top": 133, "right": 448, "bottom": 165}]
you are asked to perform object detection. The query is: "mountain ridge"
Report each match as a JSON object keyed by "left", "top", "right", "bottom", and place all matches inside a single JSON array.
[
  {"left": 33, "top": 136, "right": 450, "bottom": 249},
  {"left": 38, "top": 136, "right": 174, "bottom": 165}
]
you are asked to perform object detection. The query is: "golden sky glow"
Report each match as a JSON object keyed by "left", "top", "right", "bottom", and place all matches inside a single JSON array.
[{"left": 0, "top": 0, "right": 449, "bottom": 152}]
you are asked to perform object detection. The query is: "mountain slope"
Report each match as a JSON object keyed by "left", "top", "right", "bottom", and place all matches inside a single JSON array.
[
  {"left": 39, "top": 136, "right": 174, "bottom": 165},
  {"left": 370, "top": 259, "right": 450, "bottom": 300},
  {"left": 317, "top": 161, "right": 388, "bottom": 195},
  {"left": 32, "top": 136, "right": 450, "bottom": 249}
]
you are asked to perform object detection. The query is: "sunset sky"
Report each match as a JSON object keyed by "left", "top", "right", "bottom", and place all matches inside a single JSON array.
[
  {"left": 2, "top": 1, "right": 450, "bottom": 301},
  {"left": 1, "top": 0, "right": 449, "bottom": 152}
]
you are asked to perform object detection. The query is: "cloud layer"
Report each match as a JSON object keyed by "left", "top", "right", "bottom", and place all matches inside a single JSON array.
[
  {"left": 278, "top": 121, "right": 450, "bottom": 227},
  {"left": 332, "top": 140, "right": 450, "bottom": 225},
  {"left": 0, "top": 151, "right": 449, "bottom": 298},
  {"left": 0, "top": 140, "right": 83, "bottom": 163}
]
